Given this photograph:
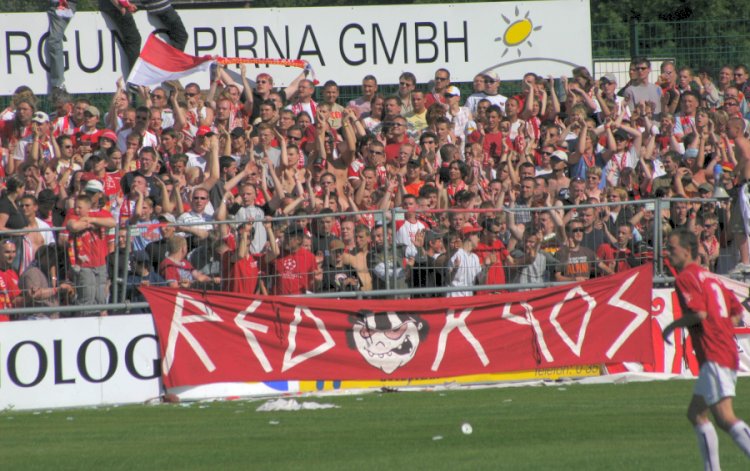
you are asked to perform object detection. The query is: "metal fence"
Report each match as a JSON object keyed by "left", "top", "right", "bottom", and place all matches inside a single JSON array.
[
  {"left": 592, "top": 17, "right": 750, "bottom": 81},
  {"left": 0, "top": 197, "right": 739, "bottom": 318}
]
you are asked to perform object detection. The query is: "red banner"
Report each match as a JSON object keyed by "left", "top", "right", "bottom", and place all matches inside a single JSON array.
[{"left": 140, "top": 264, "right": 654, "bottom": 389}]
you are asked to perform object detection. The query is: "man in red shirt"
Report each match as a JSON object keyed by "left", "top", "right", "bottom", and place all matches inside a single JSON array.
[
  {"left": 424, "top": 68, "right": 451, "bottom": 109},
  {"left": 663, "top": 229, "right": 750, "bottom": 469},
  {"left": 62, "top": 194, "right": 116, "bottom": 316},
  {"left": 270, "top": 223, "right": 320, "bottom": 295},
  {"left": 0, "top": 239, "right": 20, "bottom": 321},
  {"left": 473, "top": 218, "right": 511, "bottom": 287}
]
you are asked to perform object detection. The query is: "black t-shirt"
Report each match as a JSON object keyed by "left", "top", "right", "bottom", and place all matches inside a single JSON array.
[{"left": 0, "top": 196, "right": 28, "bottom": 230}]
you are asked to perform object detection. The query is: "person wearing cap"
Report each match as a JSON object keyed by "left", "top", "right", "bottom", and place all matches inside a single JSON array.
[
  {"left": 185, "top": 125, "right": 216, "bottom": 171},
  {"left": 320, "top": 238, "right": 360, "bottom": 293},
  {"left": 267, "top": 223, "right": 320, "bottom": 295},
  {"left": 13, "top": 111, "right": 55, "bottom": 168},
  {"left": 125, "top": 250, "right": 167, "bottom": 313},
  {"left": 603, "top": 122, "right": 642, "bottom": 184},
  {"left": 597, "top": 73, "right": 626, "bottom": 119},
  {"left": 444, "top": 86, "right": 471, "bottom": 148},
  {"left": 445, "top": 226, "right": 483, "bottom": 297},
  {"left": 61, "top": 193, "right": 115, "bottom": 316},
  {"left": 469, "top": 72, "right": 508, "bottom": 115},
  {"left": 425, "top": 68, "right": 451, "bottom": 109},
  {"left": 79, "top": 105, "right": 102, "bottom": 140}
]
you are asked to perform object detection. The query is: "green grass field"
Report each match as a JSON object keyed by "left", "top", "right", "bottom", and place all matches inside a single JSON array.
[{"left": 3, "top": 378, "right": 750, "bottom": 470}]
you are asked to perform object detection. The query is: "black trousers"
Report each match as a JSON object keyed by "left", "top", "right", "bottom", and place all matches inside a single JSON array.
[
  {"left": 98, "top": 0, "right": 142, "bottom": 75},
  {"left": 151, "top": 6, "right": 188, "bottom": 51}
]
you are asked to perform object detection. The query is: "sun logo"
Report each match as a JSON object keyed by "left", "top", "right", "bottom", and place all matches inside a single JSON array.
[{"left": 495, "top": 7, "right": 542, "bottom": 58}]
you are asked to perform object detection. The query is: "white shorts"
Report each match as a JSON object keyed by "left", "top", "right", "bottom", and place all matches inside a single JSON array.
[{"left": 694, "top": 362, "right": 737, "bottom": 406}]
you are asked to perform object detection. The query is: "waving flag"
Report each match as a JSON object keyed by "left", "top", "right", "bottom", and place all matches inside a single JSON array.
[{"left": 127, "top": 34, "right": 214, "bottom": 88}]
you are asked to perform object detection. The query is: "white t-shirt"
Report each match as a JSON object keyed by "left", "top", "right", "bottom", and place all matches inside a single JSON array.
[{"left": 448, "top": 248, "right": 482, "bottom": 297}]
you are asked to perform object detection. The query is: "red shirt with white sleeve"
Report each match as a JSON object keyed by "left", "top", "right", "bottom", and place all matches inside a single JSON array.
[{"left": 675, "top": 263, "right": 742, "bottom": 369}]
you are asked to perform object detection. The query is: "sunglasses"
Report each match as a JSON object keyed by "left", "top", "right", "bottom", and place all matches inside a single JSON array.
[
  {"left": 185, "top": 92, "right": 198, "bottom": 98},
  {"left": 287, "top": 136, "right": 302, "bottom": 141},
  {"left": 570, "top": 228, "right": 585, "bottom": 233},
  {"left": 634, "top": 66, "right": 649, "bottom": 71},
  {"left": 435, "top": 77, "right": 449, "bottom": 81}
]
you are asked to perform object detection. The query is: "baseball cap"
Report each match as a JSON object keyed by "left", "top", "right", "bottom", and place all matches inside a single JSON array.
[
  {"left": 32, "top": 111, "right": 49, "bottom": 124},
  {"left": 444, "top": 86, "right": 461, "bottom": 98},
  {"left": 600, "top": 73, "right": 617, "bottom": 85},
  {"left": 196, "top": 126, "right": 215, "bottom": 137},
  {"left": 284, "top": 223, "right": 305, "bottom": 237},
  {"left": 99, "top": 129, "right": 118, "bottom": 142},
  {"left": 158, "top": 213, "right": 176, "bottom": 224},
  {"left": 461, "top": 224, "right": 482, "bottom": 236},
  {"left": 550, "top": 150, "right": 568, "bottom": 162},
  {"left": 230, "top": 127, "right": 245, "bottom": 138},
  {"left": 424, "top": 230, "right": 443, "bottom": 244},
  {"left": 698, "top": 183, "right": 713, "bottom": 194},
  {"left": 84, "top": 179, "right": 104, "bottom": 193},
  {"left": 613, "top": 129, "right": 630, "bottom": 141},
  {"left": 131, "top": 250, "right": 150, "bottom": 264},
  {"left": 85, "top": 105, "right": 100, "bottom": 118},
  {"left": 483, "top": 71, "right": 500, "bottom": 83}
]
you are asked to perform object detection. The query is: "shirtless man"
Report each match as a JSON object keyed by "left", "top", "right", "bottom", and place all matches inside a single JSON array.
[
  {"left": 728, "top": 117, "right": 750, "bottom": 274},
  {"left": 341, "top": 224, "right": 373, "bottom": 291}
]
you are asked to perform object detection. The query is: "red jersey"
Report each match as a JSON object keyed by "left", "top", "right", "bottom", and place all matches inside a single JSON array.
[
  {"left": 474, "top": 240, "right": 509, "bottom": 286},
  {"left": 273, "top": 248, "right": 317, "bottom": 295},
  {"left": 675, "top": 263, "right": 742, "bottom": 369},
  {"left": 0, "top": 268, "right": 19, "bottom": 321},
  {"left": 63, "top": 209, "right": 114, "bottom": 268},
  {"left": 159, "top": 257, "right": 196, "bottom": 285},
  {"left": 468, "top": 130, "right": 504, "bottom": 160},
  {"left": 221, "top": 251, "right": 260, "bottom": 294}
]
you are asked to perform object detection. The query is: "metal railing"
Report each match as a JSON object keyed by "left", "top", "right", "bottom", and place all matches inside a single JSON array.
[{"left": 0, "top": 196, "right": 738, "bottom": 318}]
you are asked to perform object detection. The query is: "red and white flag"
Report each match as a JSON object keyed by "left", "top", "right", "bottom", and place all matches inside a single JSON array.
[{"left": 127, "top": 34, "right": 214, "bottom": 88}]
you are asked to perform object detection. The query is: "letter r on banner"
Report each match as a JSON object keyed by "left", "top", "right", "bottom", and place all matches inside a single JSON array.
[
  {"left": 431, "top": 308, "right": 489, "bottom": 371},
  {"left": 163, "top": 293, "right": 222, "bottom": 376}
]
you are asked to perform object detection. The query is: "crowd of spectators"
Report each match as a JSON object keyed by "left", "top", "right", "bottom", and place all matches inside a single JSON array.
[{"left": 2, "top": 32, "right": 750, "bottom": 318}]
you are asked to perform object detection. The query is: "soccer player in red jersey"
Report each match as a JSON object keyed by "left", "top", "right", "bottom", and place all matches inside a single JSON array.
[{"left": 663, "top": 229, "right": 750, "bottom": 469}]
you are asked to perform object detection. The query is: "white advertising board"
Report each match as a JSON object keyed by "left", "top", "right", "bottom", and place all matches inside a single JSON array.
[
  {"left": 0, "top": 315, "right": 161, "bottom": 410},
  {"left": 0, "top": 0, "right": 592, "bottom": 95}
]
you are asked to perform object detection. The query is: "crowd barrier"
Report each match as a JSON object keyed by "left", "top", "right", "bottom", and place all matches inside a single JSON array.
[
  {"left": 0, "top": 196, "right": 740, "bottom": 319},
  {"left": 3, "top": 284, "right": 750, "bottom": 411}
]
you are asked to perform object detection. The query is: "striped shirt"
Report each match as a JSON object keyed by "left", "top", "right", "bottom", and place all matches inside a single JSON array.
[{"left": 134, "top": 0, "right": 172, "bottom": 13}]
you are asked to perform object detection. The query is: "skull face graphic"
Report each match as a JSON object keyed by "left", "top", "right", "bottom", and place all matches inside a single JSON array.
[{"left": 347, "top": 311, "right": 428, "bottom": 374}]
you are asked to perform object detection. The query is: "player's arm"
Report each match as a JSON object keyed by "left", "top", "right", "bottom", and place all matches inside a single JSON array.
[{"left": 662, "top": 308, "right": 706, "bottom": 344}]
